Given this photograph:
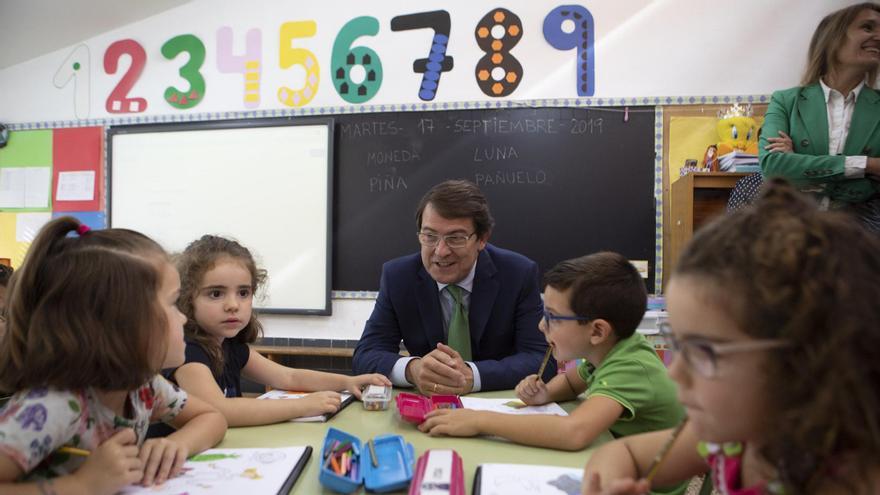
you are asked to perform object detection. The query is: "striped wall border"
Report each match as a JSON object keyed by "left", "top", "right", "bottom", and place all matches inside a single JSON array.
[
  {"left": 7, "top": 94, "right": 770, "bottom": 299},
  {"left": 6, "top": 94, "right": 770, "bottom": 130}
]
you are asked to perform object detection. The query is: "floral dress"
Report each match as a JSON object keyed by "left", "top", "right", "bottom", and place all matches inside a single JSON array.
[
  {"left": 698, "top": 442, "right": 785, "bottom": 495},
  {"left": 0, "top": 375, "right": 186, "bottom": 480}
]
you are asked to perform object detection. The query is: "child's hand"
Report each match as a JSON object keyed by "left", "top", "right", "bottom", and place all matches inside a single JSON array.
[
  {"left": 297, "top": 391, "right": 342, "bottom": 417},
  {"left": 73, "top": 428, "right": 143, "bottom": 495},
  {"left": 345, "top": 373, "right": 392, "bottom": 399},
  {"left": 418, "top": 409, "right": 481, "bottom": 437},
  {"left": 582, "top": 472, "right": 650, "bottom": 495},
  {"left": 515, "top": 374, "right": 550, "bottom": 405},
  {"left": 138, "top": 437, "right": 189, "bottom": 486}
]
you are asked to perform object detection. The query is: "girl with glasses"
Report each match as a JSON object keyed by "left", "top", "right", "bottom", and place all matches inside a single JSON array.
[{"left": 582, "top": 178, "right": 880, "bottom": 494}]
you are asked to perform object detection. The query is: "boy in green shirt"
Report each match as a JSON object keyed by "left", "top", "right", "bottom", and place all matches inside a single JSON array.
[{"left": 419, "top": 251, "right": 684, "bottom": 450}]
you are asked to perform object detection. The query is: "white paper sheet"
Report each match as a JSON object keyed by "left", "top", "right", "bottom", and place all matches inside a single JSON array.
[
  {"left": 15, "top": 212, "right": 51, "bottom": 242},
  {"left": 478, "top": 463, "right": 582, "bottom": 495},
  {"left": 119, "top": 447, "right": 308, "bottom": 495},
  {"left": 0, "top": 167, "right": 51, "bottom": 208},
  {"left": 257, "top": 390, "right": 353, "bottom": 422},
  {"left": 56, "top": 170, "right": 95, "bottom": 201},
  {"left": 460, "top": 397, "right": 568, "bottom": 416}
]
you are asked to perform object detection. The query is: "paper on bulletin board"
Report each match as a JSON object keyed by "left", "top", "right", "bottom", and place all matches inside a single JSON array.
[
  {"left": 16, "top": 212, "right": 51, "bottom": 242},
  {"left": 0, "top": 167, "right": 51, "bottom": 208},
  {"left": 56, "top": 171, "right": 95, "bottom": 201},
  {"left": 0, "top": 213, "right": 32, "bottom": 267}
]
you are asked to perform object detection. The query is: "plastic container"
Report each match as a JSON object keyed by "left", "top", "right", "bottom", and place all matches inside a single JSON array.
[
  {"left": 396, "top": 393, "right": 464, "bottom": 424},
  {"left": 362, "top": 385, "right": 392, "bottom": 411},
  {"left": 408, "top": 449, "right": 465, "bottom": 495},
  {"left": 318, "top": 427, "right": 415, "bottom": 494}
]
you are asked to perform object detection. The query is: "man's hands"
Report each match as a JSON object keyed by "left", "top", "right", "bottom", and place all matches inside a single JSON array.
[{"left": 406, "top": 343, "right": 474, "bottom": 395}]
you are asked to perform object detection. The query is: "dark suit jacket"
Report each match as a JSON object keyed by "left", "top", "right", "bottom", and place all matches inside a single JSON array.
[
  {"left": 352, "top": 244, "right": 555, "bottom": 391},
  {"left": 760, "top": 83, "right": 880, "bottom": 203}
]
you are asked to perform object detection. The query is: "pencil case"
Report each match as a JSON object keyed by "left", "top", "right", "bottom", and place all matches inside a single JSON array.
[
  {"left": 396, "top": 392, "right": 464, "bottom": 424},
  {"left": 408, "top": 449, "right": 465, "bottom": 495},
  {"left": 318, "top": 427, "right": 415, "bottom": 494}
]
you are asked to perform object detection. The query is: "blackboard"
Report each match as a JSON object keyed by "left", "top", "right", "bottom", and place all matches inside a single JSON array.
[{"left": 332, "top": 106, "right": 656, "bottom": 291}]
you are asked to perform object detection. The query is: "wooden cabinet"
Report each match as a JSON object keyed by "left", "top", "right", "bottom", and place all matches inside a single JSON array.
[{"left": 665, "top": 172, "right": 749, "bottom": 285}]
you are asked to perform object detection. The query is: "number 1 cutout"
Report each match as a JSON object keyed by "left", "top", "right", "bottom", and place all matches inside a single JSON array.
[
  {"left": 53, "top": 44, "right": 90, "bottom": 119},
  {"left": 391, "top": 10, "right": 454, "bottom": 101},
  {"left": 543, "top": 5, "right": 595, "bottom": 96}
]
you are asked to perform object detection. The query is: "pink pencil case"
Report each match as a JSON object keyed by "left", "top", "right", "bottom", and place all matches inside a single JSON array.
[
  {"left": 395, "top": 393, "right": 464, "bottom": 424},
  {"left": 408, "top": 449, "right": 465, "bottom": 495}
]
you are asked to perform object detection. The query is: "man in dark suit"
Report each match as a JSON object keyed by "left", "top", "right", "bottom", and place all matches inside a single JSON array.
[{"left": 352, "top": 180, "right": 555, "bottom": 394}]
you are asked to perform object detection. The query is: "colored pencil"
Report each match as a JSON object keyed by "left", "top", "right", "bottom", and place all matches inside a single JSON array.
[
  {"left": 58, "top": 446, "right": 91, "bottom": 457},
  {"left": 536, "top": 346, "right": 553, "bottom": 381},
  {"left": 367, "top": 439, "right": 379, "bottom": 468},
  {"left": 645, "top": 417, "right": 689, "bottom": 482}
]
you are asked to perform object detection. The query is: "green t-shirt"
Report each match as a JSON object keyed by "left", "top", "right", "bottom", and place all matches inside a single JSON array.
[
  {"left": 578, "top": 333, "right": 688, "bottom": 495},
  {"left": 577, "top": 332, "right": 685, "bottom": 438}
]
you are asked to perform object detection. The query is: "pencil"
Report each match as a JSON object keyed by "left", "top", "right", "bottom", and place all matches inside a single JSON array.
[
  {"left": 536, "top": 346, "right": 553, "bottom": 382},
  {"left": 644, "top": 417, "right": 689, "bottom": 483},
  {"left": 58, "top": 446, "right": 90, "bottom": 457},
  {"left": 367, "top": 439, "right": 379, "bottom": 468}
]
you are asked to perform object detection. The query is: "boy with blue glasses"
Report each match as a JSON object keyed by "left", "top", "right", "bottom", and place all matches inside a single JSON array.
[{"left": 419, "top": 253, "right": 685, "bottom": 474}]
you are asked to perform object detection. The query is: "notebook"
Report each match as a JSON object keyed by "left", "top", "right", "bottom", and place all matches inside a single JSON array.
[
  {"left": 257, "top": 390, "right": 354, "bottom": 422},
  {"left": 473, "top": 463, "right": 582, "bottom": 495},
  {"left": 120, "top": 446, "right": 311, "bottom": 495},
  {"left": 459, "top": 397, "right": 568, "bottom": 416}
]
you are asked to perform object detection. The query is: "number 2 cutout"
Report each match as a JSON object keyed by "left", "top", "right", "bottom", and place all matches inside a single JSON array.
[
  {"left": 543, "top": 5, "right": 595, "bottom": 96},
  {"left": 162, "top": 34, "right": 206, "bottom": 109},
  {"left": 391, "top": 10, "right": 454, "bottom": 101},
  {"left": 103, "top": 39, "right": 147, "bottom": 113}
]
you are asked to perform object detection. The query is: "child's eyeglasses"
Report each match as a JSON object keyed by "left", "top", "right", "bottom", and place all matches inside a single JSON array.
[
  {"left": 542, "top": 309, "right": 591, "bottom": 328},
  {"left": 657, "top": 322, "right": 792, "bottom": 378}
]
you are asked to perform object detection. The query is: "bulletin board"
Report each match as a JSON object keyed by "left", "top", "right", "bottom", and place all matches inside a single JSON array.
[{"left": 0, "top": 127, "right": 104, "bottom": 267}]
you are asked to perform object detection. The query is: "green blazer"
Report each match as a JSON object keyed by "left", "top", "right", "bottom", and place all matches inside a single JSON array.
[{"left": 759, "top": 83, "right": 880, "bottom": 203}]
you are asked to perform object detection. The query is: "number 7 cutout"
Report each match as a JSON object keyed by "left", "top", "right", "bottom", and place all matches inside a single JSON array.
[{"left": 391, "top": 10, "right": 454, "bottom": 101}]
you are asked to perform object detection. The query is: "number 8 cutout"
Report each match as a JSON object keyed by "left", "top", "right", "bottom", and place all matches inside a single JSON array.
[{"left": 474, "top": 8, "right": 523, "bottom": 97}]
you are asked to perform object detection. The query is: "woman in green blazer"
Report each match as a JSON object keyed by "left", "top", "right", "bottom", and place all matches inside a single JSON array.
[{"left": 759, "top": 2, "right": 880, "bottom": 229}]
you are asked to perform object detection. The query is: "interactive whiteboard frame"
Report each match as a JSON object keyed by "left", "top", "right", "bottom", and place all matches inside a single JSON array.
[{"left": 108, "top": 118, "right": 333, "bottom": 315}]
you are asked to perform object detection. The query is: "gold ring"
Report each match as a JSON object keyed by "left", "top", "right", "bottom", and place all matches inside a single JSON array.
[{"left": 433, "top": 383, "right": 438, "bottom": 393}]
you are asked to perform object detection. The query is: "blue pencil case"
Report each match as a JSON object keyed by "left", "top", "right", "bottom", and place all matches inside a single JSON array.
[{"left": 319, "top": 427, "right": 415, "bottom": 494}]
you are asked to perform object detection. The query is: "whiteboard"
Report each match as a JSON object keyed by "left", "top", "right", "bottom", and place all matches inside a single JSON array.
[{"left": 108, "top": 119, "right": 333, "bottom": 314}]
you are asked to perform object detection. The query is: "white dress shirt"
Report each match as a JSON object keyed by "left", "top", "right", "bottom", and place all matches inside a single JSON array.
[
  {"left": 820, "top": 78, "right": 868, "bottom": 178},
  {"left": 390, "top": 260, "right": 482, "bottom": 391}
]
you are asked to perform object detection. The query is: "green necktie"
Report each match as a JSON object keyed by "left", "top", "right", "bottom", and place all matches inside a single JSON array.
[{"left": 445, "top": 285, "right": 472, "bottom": 361}]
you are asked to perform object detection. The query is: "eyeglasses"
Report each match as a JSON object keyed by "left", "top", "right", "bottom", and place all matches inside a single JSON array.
[
  {"left": 542, "top": 309, "right": 591, "bottom": 328},
  {"left": 658, "top": 322, "right": 792, "bottom": 379},
  {"left": 417, "top": 231, "right": 476, "bottom": 249}
]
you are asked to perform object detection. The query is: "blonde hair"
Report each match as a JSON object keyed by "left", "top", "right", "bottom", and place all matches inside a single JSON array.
[{"left": 802, "top": 3, "right": 880, "bottom": 86}]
